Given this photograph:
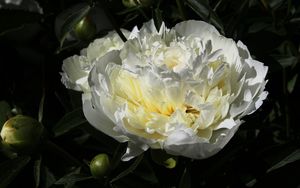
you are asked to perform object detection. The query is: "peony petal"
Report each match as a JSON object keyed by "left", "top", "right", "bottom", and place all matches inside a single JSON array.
[
  {"left": 246, "top": 59, "right": 268, "bottom": 86},
  {"left": 174, "top": 20, "right": 220, "bottom": 38},
  {"left": 82, "top": 93, "right": 127, "bottom": 143},
  {"left": 121, "top": 142, "right": 149, "bottom": 161},
  {"left": 214, "top": 118, "right": 236, "bottom": 130},
  {"left": 140, "top": 19, "right": 166, "bottom": 35},
  {"left": 237, "top": 40, "right": 251, "bottom": 60},
  {"left": 164, "top": 120, "right": 240, "bottom": 159},
  {"left": 210, "top": 33, "right": 241, "bottom": 66},
  {"left": 61, "top": 55, "right": 90, "bottom": 92}
]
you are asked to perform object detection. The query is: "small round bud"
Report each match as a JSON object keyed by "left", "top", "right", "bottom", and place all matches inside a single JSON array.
[
  {"left": 74, "top": 16, "right": 96, "bottom": 41},
  {"left": 90, "top": 153, "right": 110, "bottom": 178},
  {"left": 151, "top": 149, "right": 177, "bottom": 169},
  {"left": 1, "top": 115, "right": 43, "bottom": 154},
  {"left": 163, "top": 158, "right": 177, "bottom": 169}
]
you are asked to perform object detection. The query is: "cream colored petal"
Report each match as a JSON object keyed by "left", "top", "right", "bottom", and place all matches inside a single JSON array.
[
  {"left": 121, "top": 141, "right": 149, "bottom": 161},
  {"left": 210, "top": 33, "right": 241, "bottom": 66},
  {"left": 86, "top": 30, "right": 129, "bottom": 62},
  {"left": 82, "top": 93, "right": 127, "bottom": 142},
  {"left": 61, "top": 55, "right": 90, "bottom": 92},
  {"left": 237, "top": 40, "right": 251, "bottom": 60},
  {"left": 174, "top": 20, "right": 220, "bottom": 38},
  {"left": 164, "top": 120, "right": 241, "bottom": 159},
  {"left": 214, "top": 118, "right": 236, "bottom": 130},
  {"left": 245, "top": 59, "right": 268, "bottom": 86}
]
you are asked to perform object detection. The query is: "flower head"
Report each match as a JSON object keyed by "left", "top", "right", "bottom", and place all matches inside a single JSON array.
[{"left": 62, "top": 20, "right": 268, "bottom": 160}]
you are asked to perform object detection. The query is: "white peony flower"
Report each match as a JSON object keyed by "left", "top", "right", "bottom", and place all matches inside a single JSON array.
[{"left": 61, "top": 20, "right": 268, "bottom": 161}]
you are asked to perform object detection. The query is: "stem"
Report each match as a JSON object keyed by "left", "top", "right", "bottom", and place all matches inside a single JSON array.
[
  {"left": 213, "top": 0, "right": 224, "bottom": 12},
  {"left": 100, "top": 0, "right": 127, "bottom": 42},
  {"left": 176, "top": 0, "right": 186, "bottom": 20},
  {"left": 287, "top": 0, "right": 292, "bottom": 17},
  {"left": 38, "top": 87, "right": 45, "bottom": 123},
  {"left": 45, "top": 140, "right": 89, "bottom": 172},
  {"left": 138, "top": 7, "right": 150, "bottom": 20},
  {"left": 282, "top": 68, "right": 291, "bottom": 139}
]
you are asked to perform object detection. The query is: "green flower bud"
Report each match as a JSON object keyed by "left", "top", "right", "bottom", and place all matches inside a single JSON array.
[
  {"left": 74, "top": 16, "right": 96, "bottom": 41},
  {"left": 90, "top": 153, "right": 110, "bottom": 178},
  {"left": 0, "top": 115, "right": 43, "bottom": 154},
  {"left": 151, "top": 149, "right": 177, "bottom": 169},
  {"left": 122, "top": 0, "right": 153, "bottom": 8},
  {"left": 164, "top": 158, "right": 177, "bottom": 169}
]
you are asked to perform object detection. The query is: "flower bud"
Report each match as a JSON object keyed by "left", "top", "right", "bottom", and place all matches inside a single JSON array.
[
  {"left": 90, "top": 153, "right": 110, "bottom": 178},
  {"left": 122, "top": 0, "right": 153, "bottom": 8},
  {"left": 151, "top": 149, "right": 177, "bottom": 169},
  {"left": 74, "top": 16, "right": 96, "bottom": 41},
  {"left": 0, "top": 115, "right": 43, "bottom": 154},
  {"left": 163, "top": 158, "right": 177, "bottom": 169}
]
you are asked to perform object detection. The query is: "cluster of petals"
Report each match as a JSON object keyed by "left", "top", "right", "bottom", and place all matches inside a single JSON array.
[{"left": 61, "top": 20, "right": 268, "bottom": 160}]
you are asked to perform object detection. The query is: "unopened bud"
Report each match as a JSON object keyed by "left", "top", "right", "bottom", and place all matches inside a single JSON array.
[{"left": 1, "top": 115, "right": 43, "bottom": 154}]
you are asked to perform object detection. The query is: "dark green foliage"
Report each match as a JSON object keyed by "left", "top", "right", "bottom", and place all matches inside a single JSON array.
[{"left": 0, "top": 0, "right": 300, "bottom": 187}]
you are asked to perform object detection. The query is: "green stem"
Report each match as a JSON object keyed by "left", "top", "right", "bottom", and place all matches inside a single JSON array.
[
  {"left": 100, "top": 0, "right": 127, "bottom": 42},
  {"left": 176, "top": 0, "right": 186, "bottom": 20},
  {"left": 213, "top": 0, "right": 224, "bottom": 11},
  {"left": 282, "top": 68, "right": 291, "bottom": 139},
  {"left": 38, "top": 88, "right": 45, "bottom": 123},
  {"left": 138, "top": 7, "right": 150, "bottom": 20},
  {"left": 287, "top": 0, "right": 292, "bottom": 17},
  {"left": 45, "top": 140, "right": 89, "bottom": 172}
]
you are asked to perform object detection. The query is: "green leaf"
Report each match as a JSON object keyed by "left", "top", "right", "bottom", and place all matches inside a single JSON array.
[
  {"left": 134, "top": 158, "right": 158, "bottom": 183},
  {"left": 55, "top": 167, "right": 92, "bottom": 188},
  {"left": 185, "top": 0, "right": 224, "bottom": 34},
  {"left": 58, "top": 4, "right": 91, "bottom": 47},
  {"left": 268, "top": 0, "right": 285, "bottom": 10},
  {"left": 186, "top": 0, "right": 209, "bottom": 18},
  {"left": 42, "top": 166, "right": 56, "bottom": 188},
  {"left": 0, "top": 10, "right": 41, "bottom": 35},
  {"left": 123, "top": 13, "right": 139, "bottom": 26},
  {"left": 52, "top": 108, "right": 87, "bottom": 137},
  {"left": 0, "top": 156, "right": 31, "bottom": 188},
  {"left": 110, "top": 153, "right": 144, "bottom": 184},
  {"left": 110, "top": 143, "right": 128, "bottom": 170},
  {"left": 38, "top": 88, "right": 45, "bottom": 123},
  {"left": 153, "top": 8, "right": 163, "bottom": 31},
  {"left": 117, "top": 6, "right": 140, "bottom": 15},
  {"left": 248, "top": 22, "right": 271, "bottom": 33},
  {"left": 178, "top": 166, "right": 191, "bottom": 188},
  {"left": 33, "top": 155, "right": 42, "bottom": 188},
  {"left": 267, "top": 149, "right": 300, "bottom": 173},
  {"left": 0, "top": 101, "right": 11, "bottom": 128},
  {"left": 55, "top": 174, "right": 92, "bottom": 187},
  {"left": 275, "top": 56, "right": 298, "bottom": 68},
  {"left": 288, "top": 74, "right": 298, "bottom": 93},
  {"left": 176, "top": 0, "right": 187, "bottom": 20}
]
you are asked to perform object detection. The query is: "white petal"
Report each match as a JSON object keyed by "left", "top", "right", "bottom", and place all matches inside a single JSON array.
[
  {"left": 61, "top": 55, "right": 90, "bottom": 92},
  {"left": 174, "top": 20, "right": 220, "bottom": 38},
  {"left": 214, "top": 118, "right": 236, "bottom": 130},
  {"left": 85, "top": 30, "right": 129, "bottom": 61},
  {"left": 246, "top": 59, "right": 268, "bottom": 86},
  {"left": 140, "top": 19, "right": 166, "bottom": 35},
  {"left": 121, "top": 142, "right": 149, "bottom": 161},
  {"left": 82, "top": 93, "right": 127, "bottom": 142},
  {"left": 210, "top": 33, "right": 240, "bottom": 66},
  {"left": 164, "top": 120, "right": 241, "bottom": 159},
  {"left": 237, "top": 40, "right": 251, "bottom": 59}
]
